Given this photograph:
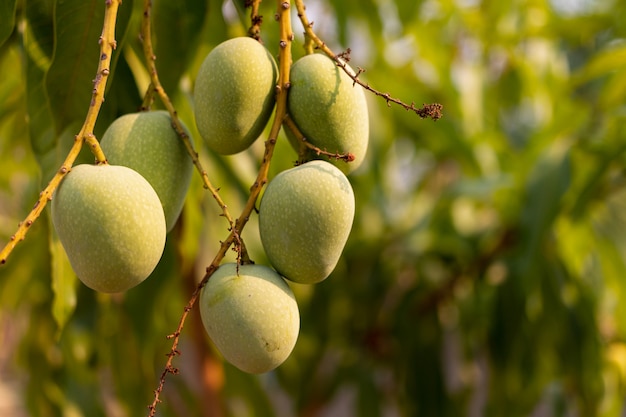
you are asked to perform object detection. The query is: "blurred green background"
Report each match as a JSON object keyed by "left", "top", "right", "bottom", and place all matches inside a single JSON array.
[{"left": 2, "top": 0, "right": 626, "bottom": 416}]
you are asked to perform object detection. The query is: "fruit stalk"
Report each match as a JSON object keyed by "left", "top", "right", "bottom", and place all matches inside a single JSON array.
[
  {"left": 0, "top": 0, "right": 121, "bottom": 265},
  {"left": 140, "top": 0, "right": 235, "bottom": 229},
  {"left": 147, "top": 1, "right": 294, "bottom": 414},
  {"left": 283, "top": 113, "right": 356, "bottom": 164}
]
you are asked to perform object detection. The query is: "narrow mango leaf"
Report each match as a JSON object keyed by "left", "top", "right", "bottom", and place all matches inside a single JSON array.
[
  {"left": 519, "top": 140, "right": 571, "bottom": 271},
  {"left": 153, "top": 0, "right": 208, "bottom": 95},
  {"left": 45, "top": 124, "right": 82, "bottom": 337},
  {"left": 24, "top": 0, "right": 56, "bottom": 179},
  {"left": 24, "top": 0, "right": 55, "bottom": 57},
  {"left": 555, "top": 216, "right": 597, "bottom": 280},
  {"left": 599, "top": 69, "right": 626, "bottom": 109},
  {"left": 0, "top": 0, "right": 17, "bottom": 47},
  {"left": 587, "top": 186, "right": 626, "bottom": 337},
  {"left": 46, "top": 0, "right": 105, "bottom": 134},
  {"left": 48, "top": 218, "right": 77, "bottom": 339},
  {"left": 231, "top": 0, "right": 249, "bottom": 29},
  {"left": 0, "top": 44, "right": 27, "bottom": 146},
  {"left": 46, "top": 0, "right": 135, "bottom": 137},
  {"left": 571, "top": 44, "right": 626, "bottom": 86},
  {"left": 25, "top": 5, "right": 84, "bottom": 334},
  {"left": 597, "top": 237, "right": 626, "bottom": 336}
]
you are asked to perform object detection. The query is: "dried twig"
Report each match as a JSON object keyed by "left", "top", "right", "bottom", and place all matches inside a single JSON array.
[{"left": 294, "top": 0, "right": 442, "bottom": 121}]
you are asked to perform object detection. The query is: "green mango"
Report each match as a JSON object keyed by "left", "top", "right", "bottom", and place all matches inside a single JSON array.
[
  {"left": 100, "top": 111, "right": 194, "bottom": 232},
  {"left": 194, "top": 37, "right": 277, "bottom": 155},
  {"left": 199, "top": 263, "right": 300, "bottom": 374},
  {"left": 258, "top": 160, "right": 355, "bottom": 284},
  {"left": 51, "top": 164, "right": 166, "bottom": 293},
  {"left": 287, "top": 53, "right": 369, "bottom": 174}
]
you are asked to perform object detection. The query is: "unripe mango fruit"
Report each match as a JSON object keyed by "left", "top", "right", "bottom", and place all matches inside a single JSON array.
[
  {"left": 259, "top": 160, "right": 355, "bottom": 284},
  {"left": 51, "top": 164, "right": 166, "bottom": 293},
  {"left": 199, "top": 263, "right": 300, "bottom": 374},
  {"left": 287, "top": 53, "right": 369, "bottom": 174},
  {"left": 100, "top": 111, "right": 193, "bottom": 232},
  {"left": 194, "top": 37, "right": 278, "bottom": 155}
]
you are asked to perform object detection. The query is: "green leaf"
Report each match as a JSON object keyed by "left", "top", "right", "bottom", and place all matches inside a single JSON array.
[
  {"left": 599, "top": 68, "right": 626, "bottom": 109},
  {"left": 24, "top": 0, "right": 56, "bottom": 180},
  {"left": 24, "top": 0, "right": 55, "bottom": 59},
  {"left": 0, "top": 0, "right": 17, "bottom": 47},
  {"left": 518, "top": 140, "right": 572, "bottom": 277},
  {"left": 42, "top": 124, "right": 84, "bottom": 337},
  {"left": 231, "top": 0, "right": 249, "bottom": 29},
  {"left": 35, "top": 0, "right": 134, "bottom": 163},
  {"left": 571, "top": 44, "right": 626, "bottom": 85},
  {"left": 153, "top": 0, "right": 208, "bottom": 95},
  {"left": 0, "top": 43, "right": 28, "bottom": 151},
  {"left": 45, "top": 0, "right": 135, "bottom": 137},
  {"left": 46, "top": 0, "right": 106, "bottom": 134},
  {"left": 48, "top": 218, "right": 77, "bottom": 339}
]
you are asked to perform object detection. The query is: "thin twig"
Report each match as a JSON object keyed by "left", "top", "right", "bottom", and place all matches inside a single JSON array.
[
  {"left": 140, "top": 0, "right": 235, "bottom": 230},
  {"left": 146, "top": 1, "right": 294, "bottom": 414},
  {"left": 0, "top": 0, "right": 121, "bottom": 265},
  {"left": 293, "top": 0, "right": 442, "bottom": 121},
  {"left": 336, "top": 53, "right": 443, "bottom": 120},
  {"left": 140, "top": 81, "right": 156, "bottom": 111}
]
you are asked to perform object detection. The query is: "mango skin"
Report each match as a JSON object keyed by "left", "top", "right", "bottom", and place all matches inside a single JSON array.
[
  {"left": 194, "top": 37, "right": 277, "bottom": 155},
  {"left": 259, "top": 160, "right": 355, "bottom": 284},
  {"left": 51, "top": 164, "right": 166, "bottom": 293},
  {"left": 100, "top": 111, "right": 193, "bottom": 232},
  {"left": 287, "top": 53, "right": 369, "bottom": 174},
  {"left": 199, "top": 263, "right": 300, "bottom": 374}
]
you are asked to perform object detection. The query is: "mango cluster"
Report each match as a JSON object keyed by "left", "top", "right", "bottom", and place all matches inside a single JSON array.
[
  {"left": 193, "top": 37, "right": 368, "bottom": 374},
  {"left": 52, "top": 36, "right": 369, "bottom": 376}
]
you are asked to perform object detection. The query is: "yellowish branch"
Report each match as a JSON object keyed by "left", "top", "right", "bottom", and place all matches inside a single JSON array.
[
  {"left": 294, "top": 0, "right": 334, "bottom": 57},
  {"left": 0, "top": 0, "right": 121, "bottom": 265}
]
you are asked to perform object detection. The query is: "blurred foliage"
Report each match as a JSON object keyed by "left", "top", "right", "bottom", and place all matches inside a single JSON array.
[{"left": 1, "top": 0, "right": 626, "bottom": 416}]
